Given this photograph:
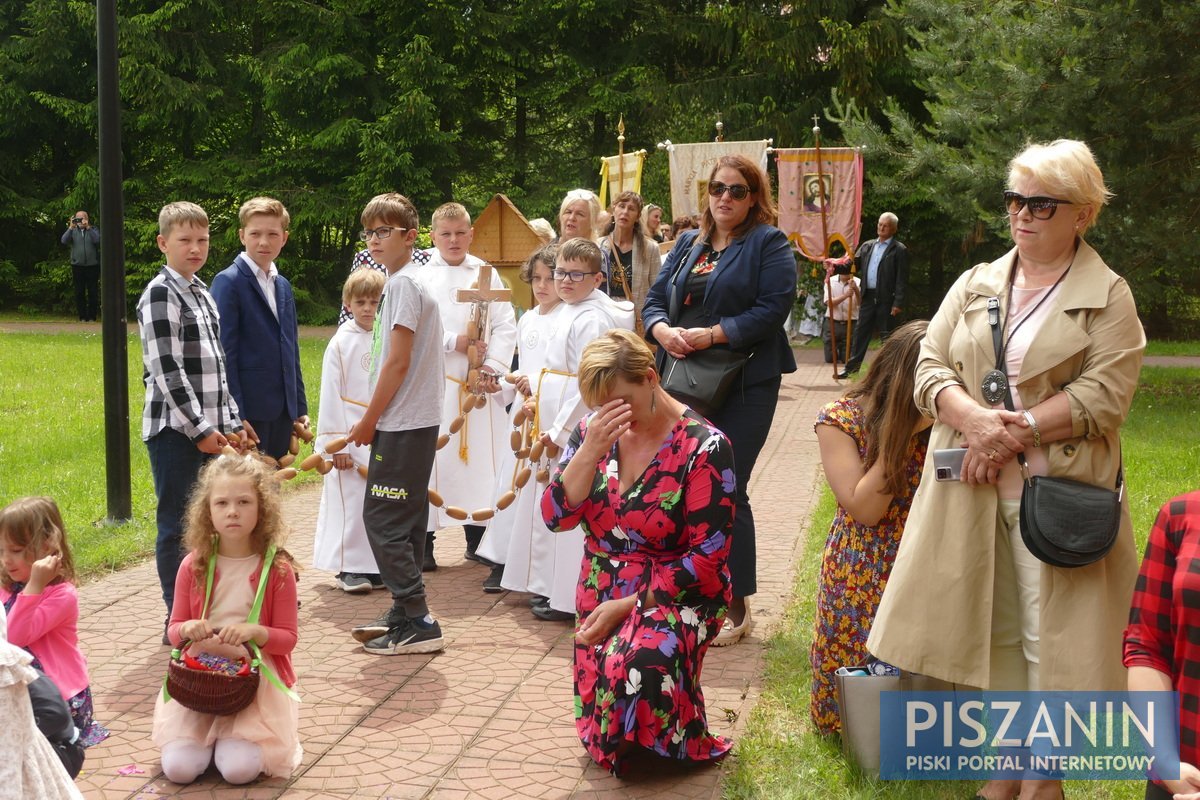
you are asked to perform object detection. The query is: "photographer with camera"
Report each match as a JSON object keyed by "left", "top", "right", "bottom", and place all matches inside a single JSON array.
[{"left": 59, "top": 210, "right": 100, "bottom": 321}]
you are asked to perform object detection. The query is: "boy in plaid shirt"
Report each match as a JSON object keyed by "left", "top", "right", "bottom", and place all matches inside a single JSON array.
[{"left": 138, "top": 201, "right": 244, "bottom": 619}]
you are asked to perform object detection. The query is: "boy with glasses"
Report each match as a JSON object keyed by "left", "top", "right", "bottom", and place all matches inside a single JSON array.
[
  {"left": 409, "top": 202, "right": 517, "bottom": 570},
  {"left": 345, "top": 193, "right": 447, "bottom": 655},
  {"left": 523, "top": 238, "right": 634, "bottom": 622}
]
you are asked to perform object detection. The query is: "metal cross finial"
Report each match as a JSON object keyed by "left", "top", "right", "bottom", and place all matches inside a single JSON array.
[{"left": 812, "top": 114, "right": 821, "bottom": 136}]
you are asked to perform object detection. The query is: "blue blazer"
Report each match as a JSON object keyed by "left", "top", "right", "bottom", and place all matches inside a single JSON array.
[
  {"left": 643, "top": 224, "right": 798, "bottom": 387},
  {"left": 210, "top": 254, "right": 307, "bottom": 422}
]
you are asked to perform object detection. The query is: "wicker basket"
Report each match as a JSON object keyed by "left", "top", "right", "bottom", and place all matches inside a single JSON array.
[{"left": 166, "top": 643, "right": 260, "bottom": 716}]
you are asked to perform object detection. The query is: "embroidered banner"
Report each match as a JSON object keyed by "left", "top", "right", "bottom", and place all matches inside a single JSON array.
[
  {"left": 666, "top": 140, "right": 771, "bottom": 220},
  {"left": 598, "top": 152, "right": 646, "bottom": 208},
  {"left": 776, "top": 147, "right": 864, "bottom": 262}
]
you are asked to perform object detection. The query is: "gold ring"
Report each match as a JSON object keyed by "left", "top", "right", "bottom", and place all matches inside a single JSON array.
[{"left": 989, "top": 450, "right": 998, "bottom": 461}]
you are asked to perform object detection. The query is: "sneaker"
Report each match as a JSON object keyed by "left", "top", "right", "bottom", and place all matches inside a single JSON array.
[
  {"left": 336, "top": 573, "right": 373, "bottom": 594},
  {"left": 531, "top": 604, "right": 574, "bottom": 622},
  {"left": 483, "top": 564, "right": 505, "bottom": 593},
  {"left": 363, "top": 617, "right": 445, "bottom": 655},
  {"left": 366, "top": 573, "right": 385, "bottom": 590},
  {"left": 351, "top": 610, "right": 401, "bottom": 643},
  {"left": 529, "top": 595, "right": 550, "bottom": 608}
]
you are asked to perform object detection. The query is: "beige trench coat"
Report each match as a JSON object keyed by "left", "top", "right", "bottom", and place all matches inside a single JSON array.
[{"left": 867, "top": 241, "right": 1145, "bottom": 691}]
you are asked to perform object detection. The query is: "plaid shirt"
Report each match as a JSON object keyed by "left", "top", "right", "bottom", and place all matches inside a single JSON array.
[
  {"left": 1123, "top": 491, "right": 1200, "bottom": 770},
  {"left": 337, "top": 247, "right": 430, "bottom": 325},
  {"left": 138, "top": 267, "right": 241, "bottom": 442}
]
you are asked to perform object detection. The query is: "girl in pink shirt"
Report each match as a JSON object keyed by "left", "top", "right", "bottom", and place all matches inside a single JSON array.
[{"left": 0, "top": 496, "right": 108, "bottom": 746}]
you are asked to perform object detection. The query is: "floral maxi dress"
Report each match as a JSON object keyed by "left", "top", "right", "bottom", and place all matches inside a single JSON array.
[
  {"left": 809, "top": 397, "right": 927, "bottom": 734},
  {"left": 541, "top": 410, "right": 736, "bottom": 775}
]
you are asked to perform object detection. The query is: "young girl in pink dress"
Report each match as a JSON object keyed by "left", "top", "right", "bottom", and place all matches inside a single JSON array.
[
  {"left": 0, "top": 496, "right": 108, "bottom": 747},
  {"left": 154, "top": 455, "right": 302, "bottom": 785}
]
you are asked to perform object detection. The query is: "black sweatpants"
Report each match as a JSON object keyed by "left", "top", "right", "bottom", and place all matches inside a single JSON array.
[{"left": 363, "top": 426, "right": 439, "bottom": 619}]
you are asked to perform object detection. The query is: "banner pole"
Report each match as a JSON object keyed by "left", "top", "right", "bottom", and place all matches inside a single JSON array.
[
  {"left": 617, "top": 115, "right": 625, "bottom": 196},
  {"left": 812, "top": 116, "right": 841, "bottom": 379}
]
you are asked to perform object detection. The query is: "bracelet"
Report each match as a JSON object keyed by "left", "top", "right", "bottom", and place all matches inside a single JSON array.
[
  {"left": 708, "top": 327, "right": 715, "bottom": 346},
  {"left": 1022, "top": 410, "right": 1041, "bottom": 447}
]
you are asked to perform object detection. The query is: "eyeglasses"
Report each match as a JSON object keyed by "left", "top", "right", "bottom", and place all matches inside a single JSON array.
[
  {"left": 707, "top": 181, "right": 751, "bottom": 201},
  {"left": 359, "top": 226, "right": 407, "bottom": 241},
  {"left": 552, "top": 269, "right": 597, "bottom": 283},
  {"left": 1003, "top": 192, "right": 1071, "bottom": 220}
]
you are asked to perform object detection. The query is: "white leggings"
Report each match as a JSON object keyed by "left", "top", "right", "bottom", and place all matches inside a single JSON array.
[
  {"left": 161, "top": 738, "right": 263, "bottom": 785},
  {"left": 988, "top": 498, "right": 1042, "bottom": 691}
]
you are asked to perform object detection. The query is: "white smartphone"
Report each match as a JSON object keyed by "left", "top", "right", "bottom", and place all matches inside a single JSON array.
[{"left": 933, "top": 448, "right": 967, "bottom": 481}]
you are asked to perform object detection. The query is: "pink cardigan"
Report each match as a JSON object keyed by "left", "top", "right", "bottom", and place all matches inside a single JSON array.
[
  {"left": 2, "top": 582, "right": 90, "bottom": 700},
  {"left": 167, "top": 552, "right": 299, "bottom": 687}
]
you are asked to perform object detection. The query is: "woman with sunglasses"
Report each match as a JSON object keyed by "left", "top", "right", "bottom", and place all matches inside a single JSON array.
[
  {"left": 868, "top": 140, "right": 1143, "bottom": 800},
  {"left": 643, "top": 154, "right": 798, "bottom": 647}
]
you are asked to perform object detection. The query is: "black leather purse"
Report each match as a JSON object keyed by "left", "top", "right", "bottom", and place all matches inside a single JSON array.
[
  {"left": 985, "top": 291, "right": 1123, "bottom": 568},
  {"left": 657, "top": 235, "right": 752, "bottom": 417},
  {"left": 1017, "top": 460, "right": 1123, "bottom": 568},
  {"left": 661, "top": 347, "right": 750, "bottom": 418}
]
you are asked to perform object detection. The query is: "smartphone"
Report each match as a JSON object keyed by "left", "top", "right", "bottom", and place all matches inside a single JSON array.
[{"left": 933, "top": 448, "right": 967, "bottom": 481}]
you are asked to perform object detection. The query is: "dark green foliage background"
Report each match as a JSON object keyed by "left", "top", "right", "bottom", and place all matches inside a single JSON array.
[{"left": 1, "top": 0, "right": 1195, "bottom": 331}]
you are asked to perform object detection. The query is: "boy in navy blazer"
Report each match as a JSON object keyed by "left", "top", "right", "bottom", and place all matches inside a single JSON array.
[{"left": 211, "top": 197, "right": 308, "bottom": 460}]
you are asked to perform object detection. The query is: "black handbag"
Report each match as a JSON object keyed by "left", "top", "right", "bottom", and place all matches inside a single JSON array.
[
  {"left": 661, "top": 347, "right": 750, "bottom": 417},
  {"left": 657, "top": 234, "right": 752, "bottom": 416},
  {"left": 985, "top": 290, "right": 1123, "bottom": 568},
  {"left": 1018, "top": 465, "right": 1123, "bottom": 568}
]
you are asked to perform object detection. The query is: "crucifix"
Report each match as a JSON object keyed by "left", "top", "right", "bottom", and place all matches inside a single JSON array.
[{"left": 453, "top": 262, "right": 512, "bottom": 392}]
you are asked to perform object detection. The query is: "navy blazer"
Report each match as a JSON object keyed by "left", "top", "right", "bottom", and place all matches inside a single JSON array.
[
  {"left": 643, "top": 224, "right": 798, "bottom": 387},
  {"left": 854, "top": 237, "right": 909, "bottom": 309},
  {"left": 210, "top": 254, "right": 307, "bottom": 422}
]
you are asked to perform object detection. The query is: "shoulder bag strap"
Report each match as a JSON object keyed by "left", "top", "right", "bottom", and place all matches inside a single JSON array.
[{"left": 245, "top": 544, "right": 300, "bottom": 701}]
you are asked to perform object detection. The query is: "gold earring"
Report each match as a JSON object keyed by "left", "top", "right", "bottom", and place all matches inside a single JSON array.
[{"left": 651, "top": 391, "right": 657, "bottom": 414}]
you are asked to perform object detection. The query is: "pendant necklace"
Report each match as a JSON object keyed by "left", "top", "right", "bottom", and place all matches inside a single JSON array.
[{"left": 980, "top": 254, "right": 1073, "bottom": 405}]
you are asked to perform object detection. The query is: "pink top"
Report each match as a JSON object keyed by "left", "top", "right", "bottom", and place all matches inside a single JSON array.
[
  {"left": 996, "top": 284, "right": 1056, "bottom": 500},
  {"left": 1, "top": 582, "right": 90, "bottom": 699},
  {"left": 167, "top": 552, "right": 299, "bottom": 686}
]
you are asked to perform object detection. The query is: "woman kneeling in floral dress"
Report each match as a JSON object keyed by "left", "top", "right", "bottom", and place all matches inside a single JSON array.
[{"left": 541, "top": 328, "right": 736, "bottom": 775}]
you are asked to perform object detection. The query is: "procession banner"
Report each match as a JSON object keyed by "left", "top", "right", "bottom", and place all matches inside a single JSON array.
[
  {"left": 776, "top": 147, "right": 864, "bottom": 261},
  {"left": 598, "top": 152, "right": 645, "bottom": 208},
  {"left": 666, "top": 140, "right": 771, "bottom": 220}
]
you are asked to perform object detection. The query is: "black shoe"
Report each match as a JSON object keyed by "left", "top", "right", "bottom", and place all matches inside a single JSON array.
[
  {"left": 529, "top": 594, "right": 550, "bottom": 608},
  {"left": 483, "top": 564, "right": 505, "bottom": 593},
  {"left": 351, "top": 608, "right": 402, "bottom": 643},
  {"left": 837, "top": 370, "right": 854, "bottom": 380},
  {"left": 365, "top": 573, "right": 385, "bottom": 590},
  {"left": 531, "top": 605, "right": 574, "bottom": 622},
  {"left": 363, "top": 617, "right": 445, "bottom": 655},
  {"left": 336, "top": 572, "right": 373, "bottom": 594}
]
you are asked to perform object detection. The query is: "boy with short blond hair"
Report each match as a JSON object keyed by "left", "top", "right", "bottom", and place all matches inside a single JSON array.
[
  {"left": 138, "top": 201, "right": 244, "bottom": 616},
  {"left": 410, "top": 202, "right": 517, "bottom": 570},
  {"left": 313, "top": 268, "right": 387, "bottom": 593},
  {"left": 210, "top": 196, "right": 307, "bottom": 461},
  {"left": 345, "top": 193, "right": 447, "bottom": 655}
]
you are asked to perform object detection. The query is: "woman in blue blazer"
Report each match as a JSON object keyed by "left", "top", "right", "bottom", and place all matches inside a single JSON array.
[{"left": 643, "top": 154, "right": 798, "bottom": 646}]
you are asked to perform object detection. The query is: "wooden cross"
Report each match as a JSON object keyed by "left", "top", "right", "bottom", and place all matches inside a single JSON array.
[{"left": 453, "top": 263, "right": 512, "bottom": 388}]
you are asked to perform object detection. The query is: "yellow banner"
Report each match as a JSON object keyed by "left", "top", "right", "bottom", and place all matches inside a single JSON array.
[{"left": 598, "top": 152, "right": 645, "bottom": 208}]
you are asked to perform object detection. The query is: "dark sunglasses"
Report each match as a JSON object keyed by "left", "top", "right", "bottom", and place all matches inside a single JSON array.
[
  {"left": 1003, "top": 191, "right": 1071, "bottom": 220},
  {"left": 707, "top": 181, "right": 751, "bottom": 201}
]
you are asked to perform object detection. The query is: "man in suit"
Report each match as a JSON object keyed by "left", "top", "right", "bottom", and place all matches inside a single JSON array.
[
  {"left": 839, "top": 212, "right": 908, "bottom": 378},
  {"left": 210, "top": 197, "right": 308, "bottom": 460}
]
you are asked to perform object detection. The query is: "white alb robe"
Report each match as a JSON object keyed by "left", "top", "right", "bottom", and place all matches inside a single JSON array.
[
  {"left": 410, "top": 253, "right": 518, "bottom": 530},
  {"left": 496, "top": 289, "right": 632, "bottom": 612},
  {"left": 312, "top": 320, "right": 379, "bottom": 574}
]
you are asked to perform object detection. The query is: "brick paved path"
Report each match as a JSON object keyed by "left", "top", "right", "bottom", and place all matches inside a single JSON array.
[{"left": 72, "top": 348, "right": 844, "bottom": 799}]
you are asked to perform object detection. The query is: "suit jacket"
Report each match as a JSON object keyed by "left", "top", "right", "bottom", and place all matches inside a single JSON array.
[
  {"left": 210, "top": 254, "right": 307, "bottom": 422},
  {"left": 854, "top": 236, "right": 909, "bottom": 309},
  {"left": 643, "top": 224, "right": 797, "bottom": 387}
]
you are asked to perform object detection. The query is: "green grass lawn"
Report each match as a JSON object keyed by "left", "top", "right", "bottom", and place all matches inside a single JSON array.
[
  {"left": 0, "top": 330, "right": 328, "bottom": 577},
  {"left": 724, "top": 366, "right": 1200, "bottom": 800}
]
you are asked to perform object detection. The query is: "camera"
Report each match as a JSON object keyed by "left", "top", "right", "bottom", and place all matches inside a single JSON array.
[{"left": 72, "top": 217, "right": 84, "bottom": 225}]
